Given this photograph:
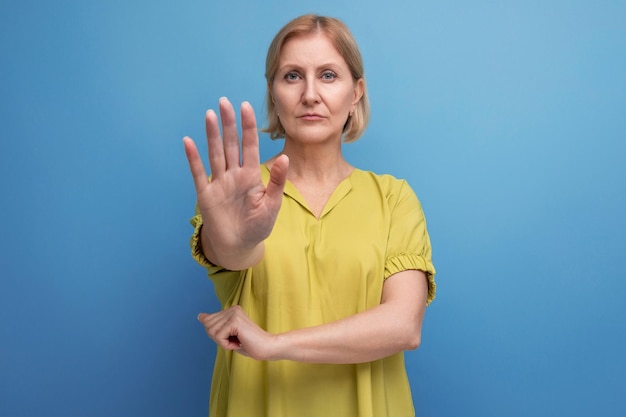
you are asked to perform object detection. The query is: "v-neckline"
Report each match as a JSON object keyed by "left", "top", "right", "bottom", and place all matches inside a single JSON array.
[{"left": 262, "top": 164, "right": 355, "bottom": 219}]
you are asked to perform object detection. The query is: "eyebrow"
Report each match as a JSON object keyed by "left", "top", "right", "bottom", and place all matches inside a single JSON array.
[{"left": 277, "top": 62, "right": 343, "bottom": 73}]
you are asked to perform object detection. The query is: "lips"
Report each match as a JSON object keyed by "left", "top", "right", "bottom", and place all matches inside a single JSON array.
[{"left": 298, "top": 113, "right": 325, "bottom": 121}]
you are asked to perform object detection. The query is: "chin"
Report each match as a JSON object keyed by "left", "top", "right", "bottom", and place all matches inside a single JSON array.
[{"left": 286, "top": 127, "right": 342, "bottom": 145}]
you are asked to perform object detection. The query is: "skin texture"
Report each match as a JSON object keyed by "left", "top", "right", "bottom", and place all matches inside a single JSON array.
[
  {"left": 271, "top": 33, "right": 364, "bottom": 148},
  {"left": 183, "top": 33, "right": 429, "bottom": 364}
]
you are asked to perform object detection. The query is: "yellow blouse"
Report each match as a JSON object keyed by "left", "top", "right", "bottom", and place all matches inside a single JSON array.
[{"left": 190, "top": 165, "right": 436, "bottom": 417}]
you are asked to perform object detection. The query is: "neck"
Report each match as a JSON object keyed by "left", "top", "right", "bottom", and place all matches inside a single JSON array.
[{"left": 278, "top": 139, "right": 351, "bottom": 183}]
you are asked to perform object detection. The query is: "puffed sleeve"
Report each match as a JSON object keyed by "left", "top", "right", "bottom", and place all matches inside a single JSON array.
[
  {"left": 189, "top": 204, "right": 227, "bottom": 275},
  {"left": 190, "top": 214, "right": 213, "bottom": 266},
  {"left": 384, "top": 180, "right": 437, "bottom": 305}
]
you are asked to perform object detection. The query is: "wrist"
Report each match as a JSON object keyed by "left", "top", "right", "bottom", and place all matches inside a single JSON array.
[
  {"left": 269, "top": 331, "right": 304, "bottom": 362},
  {"left": 201, "top": 225, "right": 265, "bottom": 270}
]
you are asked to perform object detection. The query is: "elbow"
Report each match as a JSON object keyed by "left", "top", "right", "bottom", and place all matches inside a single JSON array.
[
  {"left": 405, "top": 332, "right": 422, "bottom": 351},
  {"left": 398, "top": 322, "right": 422, "bottom": 351}
]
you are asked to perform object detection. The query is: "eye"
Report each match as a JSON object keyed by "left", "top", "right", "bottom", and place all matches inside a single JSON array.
[
  {"left": 321, "top": 71, "right": 337, "bottom": 81},
  {"left": 284, "top": 71, "right": 300, "bottom": 81}
]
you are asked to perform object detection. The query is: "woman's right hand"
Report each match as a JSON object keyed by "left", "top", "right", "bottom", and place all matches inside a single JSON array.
[{"left": 183, "top": 97, "right": 289, "bottom": 270}]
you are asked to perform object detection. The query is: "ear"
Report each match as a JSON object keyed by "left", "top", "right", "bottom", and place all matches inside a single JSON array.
[
  {"left": 268, "top": 81, "right": 275, "bottom": 103},
  {"left": 351, "top": 78, "right": 365, "bottom": 108}
]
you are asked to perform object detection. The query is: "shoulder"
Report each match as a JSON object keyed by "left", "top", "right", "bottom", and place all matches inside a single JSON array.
[
  {"left": 351, "top": 168, "right": 408, "bottom": 187},
  {"left": 350, "top": 169, "right": 419, "bottom": 206}
]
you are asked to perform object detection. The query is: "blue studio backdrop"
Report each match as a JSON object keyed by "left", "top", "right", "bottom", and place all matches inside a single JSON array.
[{"left": 1, "top": 1, "right": 625, "bottom": 416}]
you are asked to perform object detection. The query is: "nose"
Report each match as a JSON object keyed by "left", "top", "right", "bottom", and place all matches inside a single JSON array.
[{"left": 301, "top": 78, "right": 320, "bottom": 105}]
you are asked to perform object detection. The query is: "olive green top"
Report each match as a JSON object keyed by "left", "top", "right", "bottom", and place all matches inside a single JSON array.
[{"left": 190, "top": 165, "right": 436, "bottom": 417}]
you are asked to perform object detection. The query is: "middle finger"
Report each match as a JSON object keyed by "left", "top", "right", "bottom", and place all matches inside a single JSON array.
[{"left": 219, "top": 97, "right": 241, "bottom": 170}]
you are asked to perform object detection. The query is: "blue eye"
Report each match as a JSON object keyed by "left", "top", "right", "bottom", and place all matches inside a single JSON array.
[
  {"left": 321, "top": 71, "right": 337, "bottom": 80},
  {"left": 285, "top": 72, "right": 300, "bottom": 81}
]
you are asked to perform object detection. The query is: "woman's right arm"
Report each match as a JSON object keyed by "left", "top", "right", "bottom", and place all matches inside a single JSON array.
[{"left": 183, "top": 97, "right": 288, "bottom": 271}]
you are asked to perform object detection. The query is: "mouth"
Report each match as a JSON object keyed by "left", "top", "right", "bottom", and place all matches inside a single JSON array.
[{"left": 298, "top": 113, "right": 325, "bottom": 121}]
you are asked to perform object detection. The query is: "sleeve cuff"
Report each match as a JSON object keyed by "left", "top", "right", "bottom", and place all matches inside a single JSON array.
[
  {"left": 189, "top": 213, "right": 218, "bottom": 269},
  {"left": 385, "top": 253, "right": 437, "bottom": 305}
]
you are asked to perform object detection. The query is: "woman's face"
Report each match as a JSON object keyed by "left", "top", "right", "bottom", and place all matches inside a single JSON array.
[{"left": 271, "top": 33, "right": 364, "bottom": 145}]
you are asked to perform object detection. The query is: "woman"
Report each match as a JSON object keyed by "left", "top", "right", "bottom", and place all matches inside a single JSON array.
[{"left": 183, "top": 14, "right": 436, "bottom": 417}]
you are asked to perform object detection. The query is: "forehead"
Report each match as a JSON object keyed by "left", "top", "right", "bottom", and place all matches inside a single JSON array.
[{"left": 278, "top": 33, "right": 346, "bottom": 67}]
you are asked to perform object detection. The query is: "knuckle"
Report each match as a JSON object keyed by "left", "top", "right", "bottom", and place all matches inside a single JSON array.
[{"left": 229, "top": 305, "right": 244, "bottom": 315}]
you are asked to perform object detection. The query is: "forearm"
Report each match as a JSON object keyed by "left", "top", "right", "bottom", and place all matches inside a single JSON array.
[
  {"left": 198, "top": 270, "right": 429, "bottom": 363},
  {"left": 272, "top": 302, "right": 423, "bottom": 364},
  {"left": 265, "top": 270, "right": 428, "bottom": 364}
]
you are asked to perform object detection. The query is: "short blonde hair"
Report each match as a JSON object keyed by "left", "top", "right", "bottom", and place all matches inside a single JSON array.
[{"left": 262, "top": 14, "right": 370, "bottom": 143}]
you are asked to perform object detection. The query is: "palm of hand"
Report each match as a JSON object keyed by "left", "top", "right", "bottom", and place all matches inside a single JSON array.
[
  {"left": 184, "top": 98, "right": 288, "bottom": 265},
  {"left": 198, "top": 163, "right": 276, "bottom": 247}
]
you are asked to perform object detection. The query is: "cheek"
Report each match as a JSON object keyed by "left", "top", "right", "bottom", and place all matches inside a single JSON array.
[
  {"left": 274, "top": 82, "right": 299, "bottom": 98},
  {"left": 331, "top": 86, "right": 357, "bottom": 109},
  {"left": 335, "top": 96, "right": 354, "bottom": 115},
  {"left": 273, "top": 94, "right": 294, "bottom": 115},
  {"left": 275, "top": 101, "right": 288, "bottom": 117}
]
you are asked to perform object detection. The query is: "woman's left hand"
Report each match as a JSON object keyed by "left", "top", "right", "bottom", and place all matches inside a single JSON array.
[{"left": 197, "top": 306, "right": 279, "bottom": 360}]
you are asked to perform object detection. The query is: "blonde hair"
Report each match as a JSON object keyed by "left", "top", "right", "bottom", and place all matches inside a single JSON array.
[{"left": 262, "top": 14, "right": 370, "bottom": 143}]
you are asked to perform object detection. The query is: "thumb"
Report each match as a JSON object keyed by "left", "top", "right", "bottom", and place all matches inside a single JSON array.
[
  {"left": 265, "top": 154, "right": 289, "bottom": 202},
  {"left": 197, "top": 313, "right": 211, "bottom": 323}
]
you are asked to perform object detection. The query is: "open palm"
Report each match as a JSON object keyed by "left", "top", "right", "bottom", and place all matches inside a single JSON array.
[{"left": 183, "top": 98, "right": 288, "bottom": 270}]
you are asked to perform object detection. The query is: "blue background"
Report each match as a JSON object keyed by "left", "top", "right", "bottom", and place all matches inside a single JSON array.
[{"left": 1, "top": 1, "right": 625, "bottom": 416}]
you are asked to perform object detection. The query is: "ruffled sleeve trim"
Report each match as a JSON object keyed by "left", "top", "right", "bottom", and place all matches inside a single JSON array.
[
  {"left": 189, "top": 213, "right": 221, "bottom": 271},
  {"left": 384, "top": 253, "right": 437, "bottom": 305}
]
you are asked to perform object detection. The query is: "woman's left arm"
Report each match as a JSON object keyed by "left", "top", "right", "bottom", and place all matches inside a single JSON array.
[{"left": 198, "top": 269, "right": 429, "bottom": 364}]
